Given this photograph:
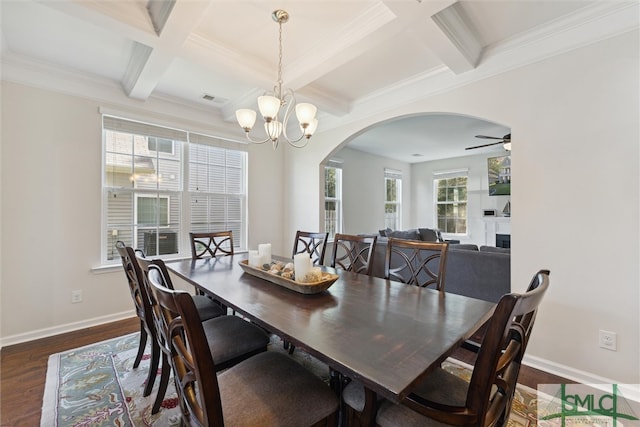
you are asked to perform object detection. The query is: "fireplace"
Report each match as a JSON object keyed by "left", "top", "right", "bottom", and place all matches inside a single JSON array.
[{"left": 496, "top": 234, "right": 511, "bottom": 249}]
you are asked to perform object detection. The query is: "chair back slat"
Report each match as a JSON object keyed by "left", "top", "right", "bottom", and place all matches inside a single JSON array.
[
  {"left": 330, "top": 234, "right": 377, "bottom": 276},
  {"left": 384, "top": 238, "right": 449, "bottom": 290},
  {"left": 292, "top": 231, "right": 329, "bottom": 265},
  {"left": 115, "top": 241, "right": 154, "bottom": 330},
  {"left": 190, "top": 231, "right": 234, "bottom": 259}
]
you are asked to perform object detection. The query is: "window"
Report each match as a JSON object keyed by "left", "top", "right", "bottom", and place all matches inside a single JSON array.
[
  {"left": 435, "top": 172, "right": 468, "bottom": 234},
  {"left": 384, "top": 169, "right": 402, "bottom": 230},
  {"left": 102, "top": 115, "right": 247, "bottom": 263},
  {"left": 324, "top": 165, "right": 342, "bottom": 240}
]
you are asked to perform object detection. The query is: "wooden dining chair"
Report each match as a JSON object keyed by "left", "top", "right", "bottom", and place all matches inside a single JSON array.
[
  {"left": 144, "top": 260, "right": 271, "bottom": 413},
  {"left": 330, "top": 233, "right": 377, "bottom": 276},
  {"left": 342, "top": 269, "right": 551, "bottom": 427},
  {"left": 384, "top": 238, "right": 449, "bottom": 290},
  {"left": 146, "top": 271, "right": 340, "bottom": 426},
  {"left": 189, "top": 231, "right": 234, "bottom": 259},
  {"left": 114, "top": 241, "right": 161, "bottom": 400},
  {"left": 292, "top": 230, "right": 329, "bottom": 265}
]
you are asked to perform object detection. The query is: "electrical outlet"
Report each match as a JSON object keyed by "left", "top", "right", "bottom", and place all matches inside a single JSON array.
[
  {"left": 71, "top": 290, "right": 83, "bottom": 304},
  {"left": 599, "top": 330, "right": 617, "bottom": 351}
]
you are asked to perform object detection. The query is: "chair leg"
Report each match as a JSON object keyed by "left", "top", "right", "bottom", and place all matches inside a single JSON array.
[
  {"left": 133, "top": 321, "right": 148, "bottom": 369},
  {"left": 143, "top": 340, "right": 160, "bottom": 397},
  {"left": 152, "top": 353, "right": 171, "bottom": 414}
]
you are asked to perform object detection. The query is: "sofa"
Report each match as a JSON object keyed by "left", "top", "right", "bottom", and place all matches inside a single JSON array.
[{"left": 369, "top": 232, "right": 510, "bottom": 303}]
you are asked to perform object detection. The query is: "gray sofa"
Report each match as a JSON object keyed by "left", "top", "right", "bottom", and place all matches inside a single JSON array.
[{"left": 369, "top": 237, "right": 510, "bottom": 303}]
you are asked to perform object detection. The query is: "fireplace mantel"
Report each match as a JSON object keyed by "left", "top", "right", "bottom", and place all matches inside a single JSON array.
[{"left": 483, "top": 217, "right": 511, "bottom": 246}]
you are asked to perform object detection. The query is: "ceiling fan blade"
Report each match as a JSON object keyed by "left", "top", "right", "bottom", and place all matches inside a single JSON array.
[
  {"left": 474, "top": 135, "right": 504, "bottom": 140},
  {"left": 465, "top": 141, "right": 503, "bottom": 150}
]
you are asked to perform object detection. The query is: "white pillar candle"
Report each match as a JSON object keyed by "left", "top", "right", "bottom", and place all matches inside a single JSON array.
[
  {"left": 258, "top": 243, "right": 272, "bottom": 265},
  {"left": 248, "top": 250, "right": 262, "bottom": 267},
  {"left": 293, "top": 253, "right": 312, "bottom": 283}
]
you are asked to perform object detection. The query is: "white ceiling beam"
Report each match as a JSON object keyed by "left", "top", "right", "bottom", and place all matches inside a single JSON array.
[
  {"left": 122, "top": 0, "right": 212, "bottom": 100},
  {"left": 147, "top": 0, "right": 176, "bottom": 36},
  {"left": 413, "top": 2, "right": 483, "bottom": 74}
]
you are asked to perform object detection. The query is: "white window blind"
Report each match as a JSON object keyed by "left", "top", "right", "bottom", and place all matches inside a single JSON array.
[{"left": 102, "top": 115, "right": 247, "bottom": 263}]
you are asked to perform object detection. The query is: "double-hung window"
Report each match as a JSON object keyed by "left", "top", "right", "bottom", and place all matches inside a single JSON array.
[
  {"left": 102, "top": 115, "right": 247, "bottom": 264},
  {"left": 434, "top": 170, "right": 468, "bottom": 235},
  {"left": 384, "top": 169, "right": 402, "bottom": 230},
  {"left": 324, "top": 165, "right": 342, "bottom": 239}
]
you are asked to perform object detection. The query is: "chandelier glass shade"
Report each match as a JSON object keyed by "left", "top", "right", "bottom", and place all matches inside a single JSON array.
[{"left": 235, "top": 10, "right": 318, "bottom": 149}]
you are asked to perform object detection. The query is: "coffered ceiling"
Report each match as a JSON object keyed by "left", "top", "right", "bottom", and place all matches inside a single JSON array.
[{"left": 2, "top": 1, "right": 637, "bottom": 162}]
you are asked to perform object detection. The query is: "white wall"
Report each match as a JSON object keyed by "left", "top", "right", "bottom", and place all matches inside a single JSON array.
[
  {"left": 285, "top": 31, "right": 639, "bottom": 384},
  {"left": 0, "top": 81, "right": 286, "bottom": 343},
  {"left": 334, "top": 147, "right": 411, "bottom": 235}
]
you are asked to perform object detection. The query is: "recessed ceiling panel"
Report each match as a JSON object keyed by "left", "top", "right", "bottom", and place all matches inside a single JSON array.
[
  {"left": 2, "top": 1, "right": 133, "bottom": 81},
  {"left": 194, "top": 2, "right": 377, "bottom": 69},
  {"left": 314, "top": 30, "right": 442, "bottom": 102},
  {"left": 459, "top": 0, "right": 596, "bottom": 47}
]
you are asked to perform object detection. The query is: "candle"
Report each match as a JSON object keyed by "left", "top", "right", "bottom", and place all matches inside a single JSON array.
[
  {"left": 258, "top": 243, "right": 272, "bottom": 265},
  {"left": 248, "top": 250, "right": 262, "bottom": 267},
  {"left": 294, "top": 253, "right": 312, "bottom": 283}
]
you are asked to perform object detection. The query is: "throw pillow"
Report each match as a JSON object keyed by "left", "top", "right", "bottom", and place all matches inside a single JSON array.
[
  {"left": 378, "top": 227, "right": 392, "bottom": 237},
  {"left": 418, "top": 228, "right": 439, "bottom": 242},
  {"left": 386, "top": 229, "right": 421, "bottom": 241}
]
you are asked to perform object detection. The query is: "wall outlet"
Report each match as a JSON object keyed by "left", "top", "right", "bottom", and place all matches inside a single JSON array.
[
  {"left": 599, "top": 330, "right": 617, "bottom": 351},
  {"left": 71, "top": 290, "right": 83, "bottom": 304}
]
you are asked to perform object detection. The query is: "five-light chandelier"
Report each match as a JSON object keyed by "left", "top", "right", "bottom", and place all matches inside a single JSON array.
[{"left": 235, "top": 10, "right": 318, "bottom": 149}]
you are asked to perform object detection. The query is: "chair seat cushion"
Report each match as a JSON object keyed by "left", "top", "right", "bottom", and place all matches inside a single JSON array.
[
  {"left": 192, "top": 295, "right": 226, "bottom": 321},
  {"left": 376, "top": 368, "right": 469, "bottom": 427},
  {"left": 218, "top": 351, "right": 339, "bottom": 426},
  {"left": 203, "top": 315, "right": 270, "bottom": 365}
]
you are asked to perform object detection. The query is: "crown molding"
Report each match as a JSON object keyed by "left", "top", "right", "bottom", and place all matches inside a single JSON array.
[{"left": 0, "top": 52, "right": 229, "bottom": 130}]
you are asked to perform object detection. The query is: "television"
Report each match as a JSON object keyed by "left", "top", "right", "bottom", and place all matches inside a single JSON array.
[{"left": 487, "top": 155, "right": 511, "bottom": 196}]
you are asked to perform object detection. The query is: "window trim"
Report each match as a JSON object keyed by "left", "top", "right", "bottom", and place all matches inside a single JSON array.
[
  {"left": 433, "top": 169, "right": 469, "bottom": 237},
  {"left": 384, "top": 168, "right": 402, "bottom": 230},
  {"left": 324, "top": 164, "right": 343, "bottom": 240}
]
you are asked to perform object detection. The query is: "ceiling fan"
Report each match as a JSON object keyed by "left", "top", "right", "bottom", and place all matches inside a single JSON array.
[{"left": 465, "top": 133, "right": 511, "bottom": 151}]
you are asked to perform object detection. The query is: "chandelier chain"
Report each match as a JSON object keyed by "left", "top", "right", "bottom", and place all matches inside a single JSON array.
[{"left": 277, "top": 20, "right": 283, "bottom": 102}]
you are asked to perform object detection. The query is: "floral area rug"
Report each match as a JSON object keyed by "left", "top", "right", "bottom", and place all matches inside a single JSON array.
[{"left": 42, "top": 332, "right": 541, "bottom": 426}]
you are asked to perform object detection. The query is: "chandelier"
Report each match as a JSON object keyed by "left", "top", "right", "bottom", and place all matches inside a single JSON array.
[{"left": 235, "top": 10, "right": 318, "bottom": 149}]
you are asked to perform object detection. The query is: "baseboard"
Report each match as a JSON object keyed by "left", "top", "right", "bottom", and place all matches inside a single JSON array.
[
  {"left": 523, "top": 354, "right": 640, "bottom": 402},
  {"left": 0, "top": 310, "right": 135, "bottom": 348}
]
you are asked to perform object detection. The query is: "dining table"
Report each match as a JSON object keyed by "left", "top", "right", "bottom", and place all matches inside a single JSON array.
[{"left": 167, "top": 253, "right": 496, "bottom": 425}]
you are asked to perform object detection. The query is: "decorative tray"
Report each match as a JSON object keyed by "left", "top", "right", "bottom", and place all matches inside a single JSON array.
[{"left": 238, "top": 260, "right": 339, "bottom": 295}]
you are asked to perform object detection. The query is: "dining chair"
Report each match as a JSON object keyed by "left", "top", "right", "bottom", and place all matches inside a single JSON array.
[
  {"left": 384, "top": 238, "right": 449, "bottom": 290},
  {"left": 146, "top": 271, "right": 340, "bottom": 426},
  {"left": 114, "top": 241, "right": 161, "bottom": 400},
  {"left": 144, "top": 260, "right": 271, "bottom": 412},
  {"left": 189, "top": 231, "right": 234, "bottom": 259},
  {"left": 342, "top": 269, "right": 551, "bottom": 427},
  {"left": 330, "top": 233, "right": 378, "bottom": 276},
  {"left": 292, "top": 230, "right": 329, "bottom": 265}
]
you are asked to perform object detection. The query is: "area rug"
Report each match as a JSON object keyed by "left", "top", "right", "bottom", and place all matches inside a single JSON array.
[{"left": 42, "top": 332, "right": 542, "bottom": 426}]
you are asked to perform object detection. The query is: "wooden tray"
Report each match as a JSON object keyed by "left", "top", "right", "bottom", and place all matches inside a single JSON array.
[{"left": 238, "top": 260, "right": 339, "bottom": 294}]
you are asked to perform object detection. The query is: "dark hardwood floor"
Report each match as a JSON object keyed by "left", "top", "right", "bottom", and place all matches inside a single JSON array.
[
  {"left": 0, "top": 317, "right": 570, "bottom": 426},
  {"left": 0, "top": 317, "right": 139, "bottom": 426}
]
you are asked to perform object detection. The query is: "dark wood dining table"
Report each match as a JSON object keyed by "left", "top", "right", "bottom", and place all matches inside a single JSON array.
[{"left": 167, "top": 253, "right": 495, "bottom": 424}]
